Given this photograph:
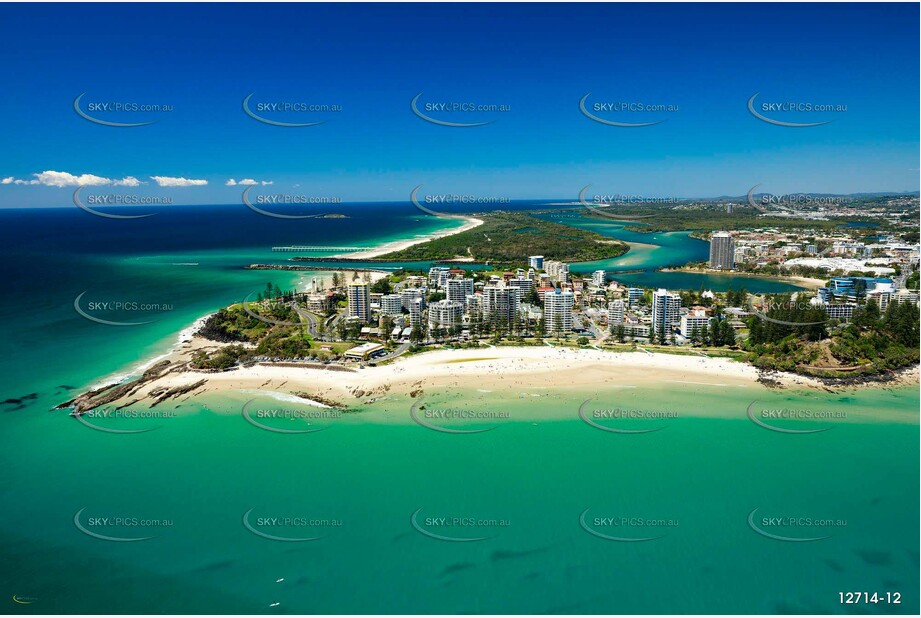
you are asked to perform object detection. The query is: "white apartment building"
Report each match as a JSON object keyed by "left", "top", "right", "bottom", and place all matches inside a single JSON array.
[
  {"left": 400, "top": 288, "right": 426, "bottom": 311},
  {"left": 427, "top": 300, "right": 464, "bottom": 330},
  {"left": 544, "top": 260, "right": 570, "bottom": 282},
  {"left": 428, "top": 266, "right": 451, "bottom": 288},
  {"left": 544, "top": 288, "right": 574, "bottom": 334},
  {"left": 347, "top": 282, "right": 371, "bottom": 322},
  {"left": 607, "top": 299, "right": 625, "bottom": 325},
  {"left": 592, "top": 270, "right": 607, "bottom": 287},
  {"left": 446, "top": 278, "right": 474, "bottom": 304},
  {"left": 380, "top": 294, "right": 403, "bottom": 316},
  {"left": 483, "top": 284, "right": 520, "bottom": 324},
  {"left": 652, "top": 288, "right": 681, "bottom": 338},
  {"left": 408, "top": 297, "right": 424, "bottom": 326},
  {"left": 508, "top": 277, "right": 534, "bottom": 299},
  {"left": 680, "top": 309, "right": 711, "bottom": 337}
]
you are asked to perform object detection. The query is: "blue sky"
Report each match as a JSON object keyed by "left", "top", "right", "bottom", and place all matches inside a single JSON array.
[{"left": 0, "top": 3, "right": 918, "bottom": 207}]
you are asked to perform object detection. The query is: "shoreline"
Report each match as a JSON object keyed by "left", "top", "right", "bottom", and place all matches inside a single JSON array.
[
  {"left": 61, "top": 335, "right": 920, "bottom": 418},
  {"left": 660, "top": 267, "right": 825, "bottom": 290},
  {"left": 64, "top": 218, "right": 915, "bottom": 415},
  {"left": 331, "top": 214, "right": 484, "bottom": 260},
  {"left": 74, "top": 214, "right": 488, "bottom": 397}
]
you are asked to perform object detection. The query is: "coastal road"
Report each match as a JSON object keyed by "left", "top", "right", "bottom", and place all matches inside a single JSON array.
[
  {"left": 374, "top": 341, "right": 411, "bottom": 362},
  {"left": 291, "top": 303, "right": 319, "bottom": 336},
  {"left": 585, "top": 316, "right": 607, "bottom": 341}
]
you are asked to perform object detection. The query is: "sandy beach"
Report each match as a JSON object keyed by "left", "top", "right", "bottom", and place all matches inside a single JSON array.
[
  {"left": 660, "top": 267, "right": 826, "bottom": 290},
  {"left": 69, "top": 338, "right": 920, "bottom": 424},
  {"left": 333, "top": 214, "right": 483, "bottom": 259}
]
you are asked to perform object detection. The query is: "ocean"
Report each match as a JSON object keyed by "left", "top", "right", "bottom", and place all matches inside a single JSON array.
[{"left": 0, "top": 203, "right": 916, "bottom": 614}]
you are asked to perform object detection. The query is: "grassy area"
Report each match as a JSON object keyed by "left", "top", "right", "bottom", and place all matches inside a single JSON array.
[
  {"left": 193, "top": 303, "right": 343, "bottom": 368},
  {"left": 598, "top": 341, "right": 747, "bottom": 360},
  {"left": 376, "top": 211, "right": 628, "bottom": 265}
]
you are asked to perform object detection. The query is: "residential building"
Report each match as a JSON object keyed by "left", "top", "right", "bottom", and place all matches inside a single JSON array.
[
  {"left": 544, "top": 260, "right": 570, "bottom": 282},
  {"left": 823, "top": 303, "right": 856, "bottom": 321},
  {"left": 483, "top": 284, "right": 520, "bottom": 324},
  {"left": 544, "top": 288, "right": 574, "bottom": 334},
  {"left": 428, "top": 266, "right": 451, "bottom": 288},
  {"left": 680, "top": 308, "right": 711, "bottom": 337},
  {"left": 347, "top": 282, "right": 371, "bottom": 322},
  {"left": 408, "top": 297, "right": 424, "bottom": 326},
  {"left": 627, "top": 287, "right": 644, "bottom": 307},
  {"left": 380, "top": 294, "right": 403, "bottom": 316},
  {"left": 305, "top": 292, "right": 334, "bottom": 314},
  {"left": 446, "top": 278, "right": 474, "bottom": 304},
  {"left": 709, "top": 231, "right": 735, "bottom": 270},
  {"left": 607, "top": 299, "right": 625, "bottom": 325},
  {"left": 529, "top": 255, "right": 544, "bottom": 269},
  {"left": 652, "top": 288, "right": 681, "bottom": 338},
  {"left": 508, "top": 277, "right": 534, "bottom": 300},
  {"left": 400, "top": 288, "right": 426, "bottom": 311},
  {"left": 427, "top": 300, "right": 464, "bottom": 331}
]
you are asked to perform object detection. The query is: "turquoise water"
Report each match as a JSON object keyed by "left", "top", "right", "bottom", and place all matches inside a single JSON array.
[
  {"left": 0, "top": 205, "right": 917, "bottom": 614},
  {"left": 3, "top": 387, "right": 917, "bottom": 614},
  {"left": 539, "top": 212, "right": 805, "bottom": 293}
]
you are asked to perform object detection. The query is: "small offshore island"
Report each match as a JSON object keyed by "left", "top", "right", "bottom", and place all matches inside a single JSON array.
[{"left": 62, "top": 198, "right": 920, "bottom": 416}]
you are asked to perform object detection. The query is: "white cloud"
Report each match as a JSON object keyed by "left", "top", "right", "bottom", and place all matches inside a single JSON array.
[
  {"left": 112, "top": 176, "right": 143, "bottom": 187},
  {"left": 150, "top": 176, "right": 208, "bottom": 187},
  {"left": 227, "top": 178, "right": 273, "bottom": 186},
  {"left": 34, "top": 170, "right": 112, "bottom": 187},
  {"left": 1, "top": 170, "right": 208, "bottom": 189},
  {"left": 1, "top": 171, "right": 146, "bottom": 188}
]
